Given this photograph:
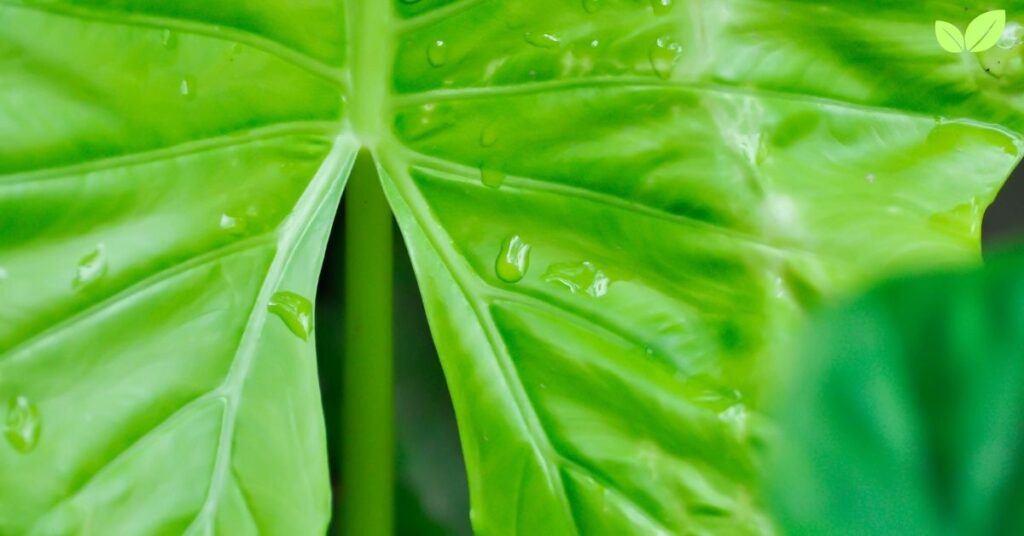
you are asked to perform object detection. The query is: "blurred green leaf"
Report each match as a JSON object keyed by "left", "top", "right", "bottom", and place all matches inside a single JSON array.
[{"left": 767, "top": 246, "right": 1024, "bottom": 535}]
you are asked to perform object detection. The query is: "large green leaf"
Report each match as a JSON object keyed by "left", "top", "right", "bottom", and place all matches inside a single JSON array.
[
  {"left": 1, "top": 0, "right": 1023, "bottom": 534},
  {"left": 766, "top": 246, "right": 1024, "bottom": 535},
  {"left": 0, "top": 1, "right": 355, "bottom": 533}
]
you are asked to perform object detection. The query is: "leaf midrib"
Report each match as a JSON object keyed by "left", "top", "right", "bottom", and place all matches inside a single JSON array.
[{"left": 184, "top": 134, "right": 357, "bottom": 533}]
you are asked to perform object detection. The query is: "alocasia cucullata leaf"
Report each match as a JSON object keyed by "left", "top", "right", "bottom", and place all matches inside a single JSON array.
[
  {"left": 0, "top": 0, "right": 1022, "bottom": 534},
  {"left": 767, "top": 246, "right": 1024, "bottom": 535}
]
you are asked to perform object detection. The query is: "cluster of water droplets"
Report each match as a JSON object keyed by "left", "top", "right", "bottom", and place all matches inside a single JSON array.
[
  {"left": 492, "top": 237, "right": 612, "bottom": 298},
  {"left": 580, "top": 0, "right": 675, "bottom": 15},
  {"left": 421, "top": 0, "right": 681, "bottom": 80},
  {"left": 162, "top": 29, "right": 192, "bottom": 98}
]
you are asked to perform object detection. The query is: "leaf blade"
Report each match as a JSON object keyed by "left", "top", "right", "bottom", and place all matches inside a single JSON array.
[
  {"left": 0, "top": 1, "right": 353, "bottom": 532},
  {"left": 383, "top": 1, "right": 1024, "bottom": 533}
]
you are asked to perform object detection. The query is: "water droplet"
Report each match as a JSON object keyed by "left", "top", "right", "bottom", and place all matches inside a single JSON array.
[
  {"left": 72, "top": 244, "right": 108, "bottom": 290},
  {"left": 496, "top": 236, "right": 531, "bottom": 283},
  {"left": 0, "top": 267, "right": 7, "bottom": 282},
  {"left": 219, "top": 213, "right": 245, "bottom": 234},
  {"left": 865, "top": 173, "right": 876, "bottom": 183},
  {"left": 179, "top": 77, "right": 195, "bottom": 99},
  {"left": 268, "top": 291, "right": 313, "bottom": 341},
  {"left": 5, "top": 396, "right": 40, "bottom": 453},
  {"left": 524, "top": 31, "right": 561, "bottom": 48},
  {"left": 998, "top": 22, "right": 1023, "bottom": 49},
  {"left": 480, "top": 167, "right": 506, "bottom": 189},
  {"left": 227, "top": 43, "right": 243, "bottom": 61},
  {"left": 160, "top": 28, "right": 177, "bottom": 49},
  {"left": 544, "top": 261, "right": 610, "bottom": 297},
  {"left": 590, "top": 39, "right": 601, "bottom": 48},
  {"left": 479, "top": 124, "right": 499, "bottom": 147},
  {"left": 718, "top": 404, "right": 748, "bottom": 437},
  {"left": 650, "top": 0, "right": 674, "bottom": 15},
  {"left": 427, "top": 39, "right": 448, "bottom": 67},
  {"left": 396, "top": 102, "right": 455, "bottom": 141},
  {"left": 649, "top": 37, "right": 682, "bottom": 80},
  {"left": 582, "top": 0, "right": 602, "bottom": 13}
]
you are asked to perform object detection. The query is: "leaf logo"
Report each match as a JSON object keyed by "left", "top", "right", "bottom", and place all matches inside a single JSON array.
[{"left": 935, "top": 10, "right": 1006, "bottom": 53}]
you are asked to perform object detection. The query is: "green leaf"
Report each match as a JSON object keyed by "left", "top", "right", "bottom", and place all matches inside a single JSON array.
[
  {"left": 2, "top": 0, "right": 1024, "bottom": 534},
  {"left": 965, "top": 10, "right": 1006, "bottom": 52},
  {"left": 766, "top": 246, "right": 1024, "bottom": 535},
  {"left": 935, "top": 21, "right": 967, "bottom": 52},
  {"left": 0, "top": 1, "right": 356, "bottom": 532}
]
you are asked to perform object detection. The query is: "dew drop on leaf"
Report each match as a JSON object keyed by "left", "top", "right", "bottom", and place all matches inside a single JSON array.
[
  {"left": 582, "top": 0, "right": 602, "bottom": 13},
  {"left": 160, "top": 28, "right": 177, "bottom": 49},
  {"left": 72, "top": 244, "right": 108, "bottom": 290},
  {"left": 544, "top": 261, "right": 610, "bottom": 297},
  {"left": 427, "top": 39, "right": 448, "bottom": 67},
  {"left": 479, "top": 124, "right": 499, "bottom": 147},
  {"left": 4, "top": 396, "right": 41, "bottom": 454},
  {"left": 219, "top": 213, "right": 245, "bottom": 235},
  {"left": 718, "top": 403, "right": 748, "bottom": 438},
  {"left": 524, "top": 31, "right": 561, "bottom": 48},
  {"left": 480, "top": 167, "right": 506, "bottom": 189},
  {"left": 179, "top": 77, "right": 195, "bottom": 99},
  {"left": 650, "top": 0, "right": 674, "bottom": 15},
  {"left": 396, "top": 102, "right": 455, "bottom": 141},
  {"left": 649, "top": 37, "right": 681, "bottom": 80},
  {"left": 268, "top": 291, "right": 313, "bottom": 341},
  {"left": 227, "top": 43, "right": 243, "bottom": 62},
  {"left": 496, "top": 236, "right": 531, "bottom": 283}
]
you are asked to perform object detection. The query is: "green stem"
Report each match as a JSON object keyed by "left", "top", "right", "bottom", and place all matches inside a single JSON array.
[{"left": 339, "top": 150, "right": 393, "bottom": 536}]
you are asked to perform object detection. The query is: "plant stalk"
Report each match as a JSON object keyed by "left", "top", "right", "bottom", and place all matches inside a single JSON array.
[{"left": 339, "top": 150, "right": 393, "bottom": 536}]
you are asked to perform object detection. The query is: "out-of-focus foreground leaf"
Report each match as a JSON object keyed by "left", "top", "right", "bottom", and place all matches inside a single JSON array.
[
  {"left": 1, "top": 0, "right": 1024, "bottom": 534},
  {"left": 767, "top": 246, "right": 1024, "bottom": 535}
]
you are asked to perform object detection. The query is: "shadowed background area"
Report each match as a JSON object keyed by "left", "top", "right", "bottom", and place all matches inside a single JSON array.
[
  {"left": 315, "top": 158, "right": 1023, "bottom": 535},
  {"left": 985, "top": 159, "right": 1024, "bottom": 249}
]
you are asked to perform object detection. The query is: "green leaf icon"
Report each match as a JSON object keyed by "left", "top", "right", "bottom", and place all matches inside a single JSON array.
[
  {"left": 935, "top": 20, "right": 966, "bottom": 52},
  {"left": 965, "top": 9, "right": 1006, "bottom": 51}
]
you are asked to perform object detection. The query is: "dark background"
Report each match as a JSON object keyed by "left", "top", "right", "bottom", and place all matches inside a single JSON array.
[
  {"left": 985, "top": 161, "right": 1024, "bottom": 251},
  {"left": 315, "top": 160, "right": 1024, "bottom": 535}
]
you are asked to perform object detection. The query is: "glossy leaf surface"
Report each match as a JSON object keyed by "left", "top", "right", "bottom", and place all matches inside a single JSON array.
[
  {"left": 767, "top": 247, "right": 1024, "bottom": 535},
  {"left": 0, "top": 1, "right": 355, "bottom": 533},
  {"left": 1, "top": 0, "right": 1023, "bottom": 534}
]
